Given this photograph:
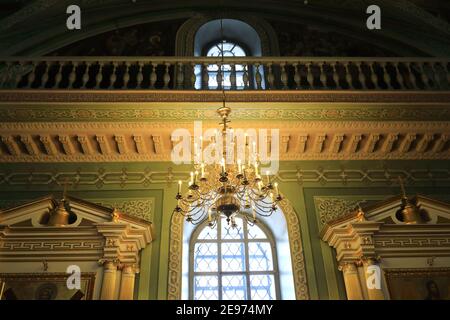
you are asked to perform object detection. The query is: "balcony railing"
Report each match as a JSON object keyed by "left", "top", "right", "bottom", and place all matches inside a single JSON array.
[{"left": 0, "top": 57, "right": 449, "bottom": 91}]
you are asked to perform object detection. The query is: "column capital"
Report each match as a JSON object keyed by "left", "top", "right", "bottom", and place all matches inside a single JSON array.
[
  {"left": 338, "top": 261, "right": 358, "bottom": 272},
  {"left": 358, "top": 255, "right": 381, "bottom": 266},
  {"left": 98, "top": 258, "right": 120, "bottom": 268}
]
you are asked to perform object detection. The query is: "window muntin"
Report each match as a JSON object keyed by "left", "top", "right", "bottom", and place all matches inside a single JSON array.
[
  {"left": 190, "top": 216, "right": 279, "bottom": 300},
  {"left": 206, "top": 40, "right": 246, "bottom": 89}
]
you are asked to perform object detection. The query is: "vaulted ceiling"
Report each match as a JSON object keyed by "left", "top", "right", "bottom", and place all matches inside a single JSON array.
[{"left": 0, "top": 0, "right": 449, "bottom": 56}]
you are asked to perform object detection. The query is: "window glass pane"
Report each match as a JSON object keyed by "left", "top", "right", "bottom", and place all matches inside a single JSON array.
[
  {"left": 222, "top": 275, "right": 247, "bottom": 300},
  {"left": 194, "top": 242, "right": 218, "bottom": 272},
  {"left": 221, "top": 217, "right": 244, "bottom": 239},
  {"left": 250, "top": 274, "right": 275, "bottom": 300},
  {"left": 221, "top": 242, "right": 246, "bottom": 272},
  {"left": 197, "top": 226, "right": 217, "bottom": 240},
  {"left": 248, "top": 242, "right": 273, "bottom": 271},
  {"left": 247, "top": 224, "right": 267, "bottom": 240},
  {"left": 194, "top": 276, "right": 219, "bottom": 300}
]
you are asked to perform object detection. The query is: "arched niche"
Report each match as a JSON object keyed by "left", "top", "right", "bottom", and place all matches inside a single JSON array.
[{"left": 167, "top": 197, "right": 309, "bottom": 300}]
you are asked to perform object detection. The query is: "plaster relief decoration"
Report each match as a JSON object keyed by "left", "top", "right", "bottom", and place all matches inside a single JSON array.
[
  {"left": 314, "top": 196, "right": 379, "bottom": 226},
  {"left": 93, "top": 199, "right": 154, "bottom": 222}
]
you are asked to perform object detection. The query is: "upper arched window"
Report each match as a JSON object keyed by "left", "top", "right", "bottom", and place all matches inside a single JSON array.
[
  {"left": 190, "top": 216, "right": 279, "bottom": 300},
  {"left": 206, "top": 40, "right": 246, "bottom": 89},
  {"left": 193, "top": 19, "right": 265, "bottom": 90}
]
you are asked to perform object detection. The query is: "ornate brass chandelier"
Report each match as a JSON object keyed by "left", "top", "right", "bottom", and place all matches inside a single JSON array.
[
  {"left": 173, "top": 105, "right": 282, "bottom": 228},
  {"left": 173, "top": 17, "right": 282, "bottom": 228}
]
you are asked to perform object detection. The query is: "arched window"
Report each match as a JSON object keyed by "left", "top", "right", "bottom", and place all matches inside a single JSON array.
[
  {"left": 206, "top": 40, "right": 246, "bottom": 89},
  {"left": 189, "top": 216, "right": 280, "bottom": 300}
]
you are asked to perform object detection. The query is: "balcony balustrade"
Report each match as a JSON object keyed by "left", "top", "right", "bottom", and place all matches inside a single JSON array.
[{"left": 0, "top": 57, "right": 449, "bottom": 91}]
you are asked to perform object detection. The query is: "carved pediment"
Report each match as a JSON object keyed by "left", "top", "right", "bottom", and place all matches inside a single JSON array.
[
  {"left": 0, "top": 195, "right": 152, "bottom": 232},
  {"left": 0, "top": 195, "right": 153, "bottom": 265},
  {"left": 321, "top": 194, "right": 450, "bottom": 234}
]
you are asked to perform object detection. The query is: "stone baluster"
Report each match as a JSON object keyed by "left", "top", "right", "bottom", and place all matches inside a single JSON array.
[
  {"left": 293, "top": 63, "right": 301, "bottom": 90},
  {"left": 53, "top": 61, "right": 64, "bottom": 89},
  {"left": 358, "top": 62, "right": 367, "bottom": 89},
  {"left": 137, "top": 62, "right": 144, "bottom": 88},
  {"left": 333, "top": 62, "right": 341, "bottom": 89},
  {"left": 431, "top": 62, "right": 443, "bottom": 89},
  {"left": 202, "top": 62, "right": 209, "bottom": 89},
  {"left": 306, "top": 62, "right": 314, "bottom": 89},
  {"left": 230, "top": 63, "right": 237, "bottom": 90},
  {"left": 345, "top": 62, "right": 354, "bottom": 89},
  {"left": 382, "top": 62, "right": 393, "bottom": 89},
  {"left": 190, "top": 62, "right": 197, "bottom": 89},
  {"left": 395, "top": 62, "right": 407, "bottom": 89},
  {"left": 163, "top": 62, "right": 171, "bottom": 89},
  {"left": 255, "top": 63, "right": 263, "bottom": 90},
  {"left": 370, "top": 62, "right": 379, "bottom": 89},
  {"left": 95, "top": 61, "right": 104, "bottom": 89},
  {"left": 149, "top": 62, "right": 157, "bottom": 89},
  {"left": 14, "top": 61, "right": 25, "bottom": 88},
  {"left": 176, "top": 62, "right": 184, "bottom": 89},
  {"left": 26, "top": 61, "right": 37, "bottom": 88},
  {"left": 67, "top": 62, "right": 78, "bottom": 89},
  {"left": 40, "top": 61, "right": 50, "bottom": 88},
  {"left": 280, "top": 62, "right": 288, "bottom": 89},
  {"left": 242, "top": 64, "right": 249, "bottom": 89},
  {"left": 109, "top": 62, "right": 117, "bottom": 89},
  {"left": 123, "top": 62, "right": 131, "bottom": 89},
  {"left": 408, "top": 62, "right": 421, "bottom": 89},
  {"left": 418, "top": 62, "right": 430, "bottom": 89},
  {"left": 216, "top": 63, "right": 223, "bottom": 90},
  {"left": 319, "top": 62, "right": 327, "bottom": 89},
  {"left": 81, "top": 62, "right": 91, "bottom": 89},
  {"left": 267, "top": 63, "right": 275, "bottom": 89}
]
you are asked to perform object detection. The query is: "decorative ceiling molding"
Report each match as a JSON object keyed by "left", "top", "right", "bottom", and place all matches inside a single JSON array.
[
  {"left": 0, "top": 121, "right": 448, "bottom": 162},
  {"left": 0, "top": 167, "right": 448, "bottom": 189},
  {"left": 1, "top": 90, "right": 450, "bottom": 104}
]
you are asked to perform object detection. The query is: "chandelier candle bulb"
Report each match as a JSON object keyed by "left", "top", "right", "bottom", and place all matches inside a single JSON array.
[
  {"left": 266, "top": 171, "right": 271, "bottom": 184},
  {"left": 201, "top": 163, "right": 205, "bottom": 179},
  {"left": 194, "top": 171, "right": 198, "bottom": 185},
  {"left": 178, "top": 180, "right": 182, "bottom": 194},
  {"left": 190, "top": 172, "right": 194, "bottom": 185},
  {"left": 208, "top": 208, "right": 212, "bottom": 222},
  {"left": 221, "top": 157, "right": 226, "bottom": 174},
  {"left": 237, "top": 159, "right": 242, "bottom": 174}
]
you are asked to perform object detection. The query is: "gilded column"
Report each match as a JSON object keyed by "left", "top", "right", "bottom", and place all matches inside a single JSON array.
[
  {"left": 119, "top": 264, "right": 136, "bottom": 300},
  {"left": 362, "top": 258, "right": 385, "bottom": 300},
  {"left": 100, "top": 260, "right": 118, "bottom": 300},
  {"left": 339, "top": 262, "right": 364, "bottom": 300}
]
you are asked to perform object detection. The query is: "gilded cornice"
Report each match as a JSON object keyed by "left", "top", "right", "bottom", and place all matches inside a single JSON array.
[{"left": 0, "top": 90, "right": 450, "bottom": 104}]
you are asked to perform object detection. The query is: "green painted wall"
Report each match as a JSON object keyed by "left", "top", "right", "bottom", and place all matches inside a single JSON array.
[{"left": 1, "top": 160, "right": 449, "bottom": 300}]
